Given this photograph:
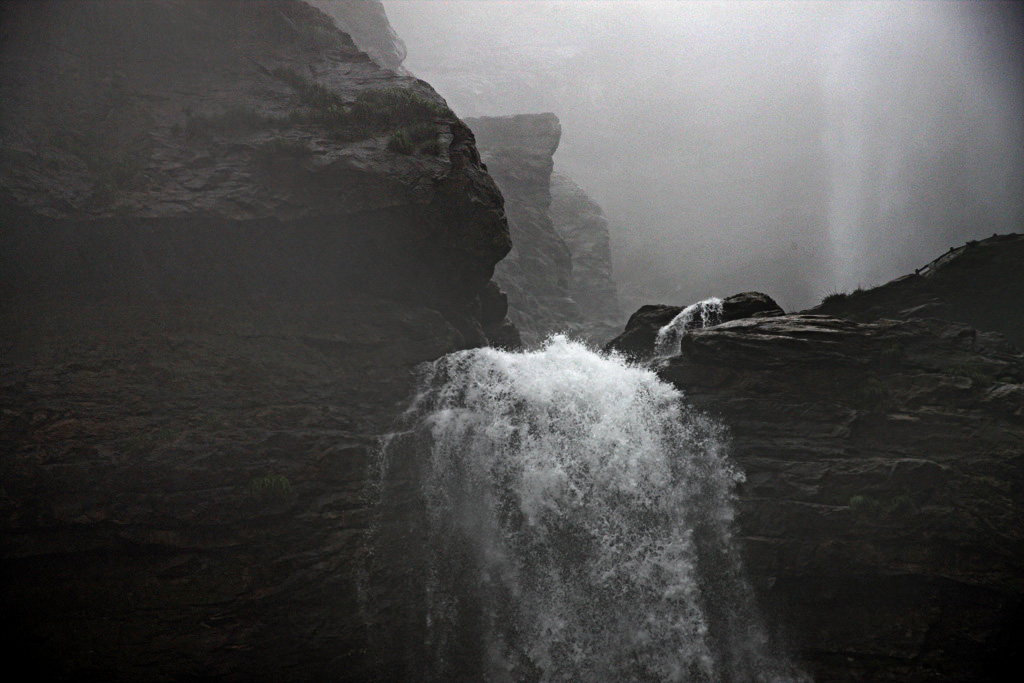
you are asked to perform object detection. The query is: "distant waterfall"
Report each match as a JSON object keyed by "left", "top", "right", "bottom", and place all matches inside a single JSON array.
[
  {"left": 368, "top": 335, "right": 806, "bottom": 682},
  {"left": 654, "top": 297, "right": 723, "bottom": 358}
]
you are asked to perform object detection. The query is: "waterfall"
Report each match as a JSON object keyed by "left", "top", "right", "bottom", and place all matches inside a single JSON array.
[
  {"left": 367, "top": 335, "right": 806, "bottom": 682},
  {"left": 654, "top": 297, "right": 723, "bottom": 358}
]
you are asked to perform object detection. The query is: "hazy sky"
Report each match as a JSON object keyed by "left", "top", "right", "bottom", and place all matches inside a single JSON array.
[{"left": 384, "top": 1, "right": 1024, "bottom": 312}]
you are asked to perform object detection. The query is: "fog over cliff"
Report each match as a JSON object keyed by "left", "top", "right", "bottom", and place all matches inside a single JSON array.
[{"left": 384, "top": 0, "right": 1024, "bottom": 311}]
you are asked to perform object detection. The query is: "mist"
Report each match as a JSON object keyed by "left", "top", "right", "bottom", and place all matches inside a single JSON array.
[{"left": 384, "top": 0, "right": 1024, "bottom": 311}]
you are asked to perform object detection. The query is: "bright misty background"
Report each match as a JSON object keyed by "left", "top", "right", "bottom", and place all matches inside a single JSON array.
[{"left": 383, "top": 0, "right": 1024, "bottom": 312}]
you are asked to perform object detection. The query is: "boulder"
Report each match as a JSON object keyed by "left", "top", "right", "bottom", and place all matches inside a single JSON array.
[{"left": 605, "top": 291, "right": 784, "bottom": 359}]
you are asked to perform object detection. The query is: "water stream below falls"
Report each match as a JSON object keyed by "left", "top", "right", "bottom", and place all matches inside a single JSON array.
[{"left": 367, "top": 335, "right": 807, "bottom": 682}]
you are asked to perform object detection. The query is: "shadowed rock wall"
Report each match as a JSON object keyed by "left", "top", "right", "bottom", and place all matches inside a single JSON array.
[
  {"left": 808, "top": 233, "right": 1024, "bottom": 349},
  {"left": 464, "top": 113, "right": 581, "bottom": 344},
  {"left": 549, "top": 171, "right": 623, "bottom": 343},
  {"left": 661, "top": 313, "right": 1024, "bottom": 682},
  {"left": 0, "top": 1, "right": 514, "bottom": 679}
]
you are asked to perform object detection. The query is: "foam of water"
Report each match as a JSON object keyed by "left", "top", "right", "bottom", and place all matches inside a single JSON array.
[
  {"left": 370, "top": 335, "right": 806, "bottom": 682},
  {"left": 654, "top": 297, "right": 724, "bottom": 357}
]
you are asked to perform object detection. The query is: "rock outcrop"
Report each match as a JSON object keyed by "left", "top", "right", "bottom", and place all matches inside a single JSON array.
[
  {"left": 549, "top": 171, "right": 623, "bottom": 342},
  {"left": 0, "top": 0, "right": 510, "bottom": 324},
  {"left": 606, "top": 291, "right": 784, "bottom": 360},
  {"left": 809, "top": 233, "right": 1024, "bottom": 349},
  {"left": 464, "top": 113, "right": 581, "bottom": 344},
  {"left": 660, "top": 314, "right": 1024, "bottom": 683},
  {"left": 609, "top": 241, "right": 1024, "bottom": 681},
  {"left": 0, "top": 1, "right": 513, "bottom": 679}
]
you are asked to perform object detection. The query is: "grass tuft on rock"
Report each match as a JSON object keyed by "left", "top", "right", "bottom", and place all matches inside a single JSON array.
[
  {"left": 386, "top": 129, "right": 414, "bottom": 154},
  {"left": 248, "top": 474, "right": 294, "bottom": 503},
  {"left": 387, "top": 122, "right": 442, "bottom": 155}
]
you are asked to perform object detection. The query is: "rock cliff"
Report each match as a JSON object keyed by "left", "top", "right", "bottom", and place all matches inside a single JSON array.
[
  {"left": 809, "top": 233, "right": 1024, "bottom": 349},
  {"left": 611, "top": 241, "right": 1024, "bottom": 681},
  {"left": 549, "top": 171, "right": 623, "bottom": 342},
  {"left": 307, "top": 0, "right": 407, "bottom": 73},
  {"left": 663, "top": 314, "right": 1024, "bottom": 682},
  {"left": 464, "top": 113, "right": 582, "bottom": 344},
  {"left": 0, "top": 1, "right": 512, "bottom": 679},
  {"left": 0, "top": 0, "right": 510, "bottom": 322},
  {"left": 463, "top": 113, "right": 622, "bottom": 345}
]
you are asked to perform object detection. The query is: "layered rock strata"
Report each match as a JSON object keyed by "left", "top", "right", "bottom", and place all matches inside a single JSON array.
[
  {"left": 549, "top": 171, "right": 623, "bottom": 342},
  {"left": 660, "top": 314, "right": 1024, "bottom": 682},
  {"left": 464, "top": 113, "right": 581, "bottom": 344},
  {"left": 0, "top": 1, "right": 513, "bottom": 679},
  {"left": 609, "top": 240, "right": 1024, "bottom": 681}
]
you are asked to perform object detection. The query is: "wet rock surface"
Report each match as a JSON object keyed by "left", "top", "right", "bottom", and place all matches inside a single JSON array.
[
  {"left": 1, "top": 299, "right": 455, "bottom": 681},
  {"left": 0, "top": 2, "right": 513, "bottom": 679},
  {"left": 0, "top": 0, "right": 510, "bottom": 314},
  {"left": 606, "top": 291, "right": 784, "bottom": 360},
  {"left": 658, "top": 313, "right": 1024, "bottom": 682}
]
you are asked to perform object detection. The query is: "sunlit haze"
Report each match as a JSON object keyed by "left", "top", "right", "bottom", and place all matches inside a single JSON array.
[{"left": 385, "top": 0, "right": 1024, "bottom": 311}]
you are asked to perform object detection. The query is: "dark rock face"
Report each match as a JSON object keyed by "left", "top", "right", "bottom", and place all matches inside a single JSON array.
[
  {"left": 0, "top": 1, "right": 514, "bottom": 680},
  {"left": 464, "top": 113, "right": 582, "bottom": 344},
  {"left": 658, "top": 314, "right": 1024, "bottom": 682},
  {"left": 605, "top": 304, "right": 684, "bottom": 359},
  {"left": 606, "top": 292, "right": 784, "bottom": 360},
  {"left": 0, "top": 0, "right": 509, "bottom": 318},
  {"left": 1, "top": 298, "right": 459, "bottom": 681},
  {"left": 808, "top": 233, "right": 1024, "bottom": 349},
  {"left": 549, "top": 172, "right": 623, "bottom": 342}
]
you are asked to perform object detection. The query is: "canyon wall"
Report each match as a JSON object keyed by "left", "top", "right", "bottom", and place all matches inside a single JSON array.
[
  {"left": 549, "top": 171, "right": 623, "bottom": 342},
  {"left": 465, "top": 113, "right": 621, "bottom": 344},
  {"left": 464, "top": 113, "right": 578, "bottom": 344},
  {"left": 4, "top": 2, "right": 1020, "bottom": 681},
  {"left": 0, "top": 1, "right": 513, "bottom": 679},
  {"left": 307, "top": 0, "right": 407, "bottom": 73},
  {"left": 610, "top": 234, "right": 1024, "bottom": 681}
]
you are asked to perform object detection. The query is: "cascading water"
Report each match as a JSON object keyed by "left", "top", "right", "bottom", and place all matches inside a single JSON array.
[
  {"left": 654, "top": 297, "right": 724, "bottom": 358},
  {"left": 366, "top": 335, "right": 806, "bottom": 682}
]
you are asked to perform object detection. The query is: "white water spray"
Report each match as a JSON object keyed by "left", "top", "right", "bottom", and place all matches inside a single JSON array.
[
  {"left": 654, "top": 297, "right": 723, "bottom": 358},
  {"left": 369, "top": 335, "right": 806, "bottom": 681}
]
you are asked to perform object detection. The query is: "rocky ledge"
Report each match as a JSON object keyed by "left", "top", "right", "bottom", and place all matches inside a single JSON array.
[
  {"left": 606, "top": 291, "right": 784, "bottom": 360},
  {"left": 611, "top": 238, "right": 1024, "bottom": 681},
  {"left": 0, "top": 1, "right": 515, "bottom": 679},
  {"left": 808, "top": 233, "right": 1024, "bottom": 348},
  {"left": 661, "top": 313, "right": 1024, "bottom": 682}
]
